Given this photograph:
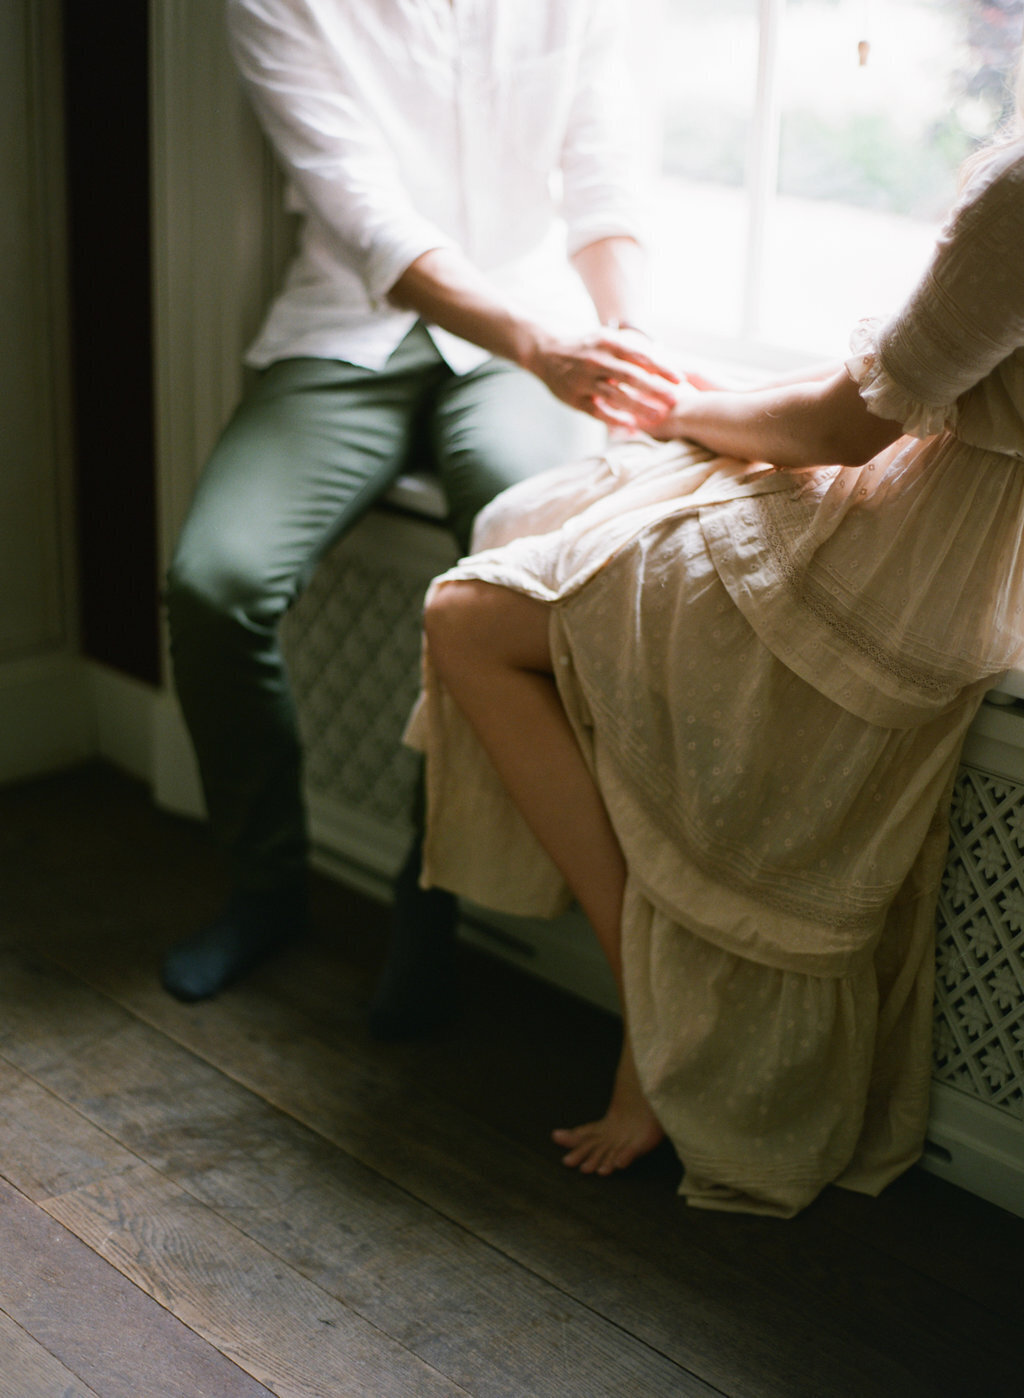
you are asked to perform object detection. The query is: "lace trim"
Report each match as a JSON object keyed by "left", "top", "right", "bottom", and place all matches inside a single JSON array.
[
  {"left": 846, "top": 318, "right": 952, "bottom": 439},
  {"left": 583, "top": 687, "right": 891, "bottom": 933},
  {"left": 759, "top": 503, "right": 966, "bottom": 700},
  {"left": 668, "top": 828, "right": 884, "bottom": 933}
]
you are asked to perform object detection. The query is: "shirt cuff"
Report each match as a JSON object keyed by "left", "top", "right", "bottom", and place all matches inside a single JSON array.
[
  {"left": 564, "top": 211, "right": 648, "bottom": 259},
  {"left": 362, "top": 221, "right": 459, "bottom": 307}
]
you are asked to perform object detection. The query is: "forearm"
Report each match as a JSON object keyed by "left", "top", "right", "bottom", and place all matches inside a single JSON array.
[
  {"left": 756, "top": 360, "right": 845, "bottom": 390},
  {"left": 571, "top": 235, "right": 649, "bottom": 332},
  {"left": 663, "top": 369, "right": 903, "bottom": 469},
  {"left": 388, "top": 246, "right": 542, "bottom": 368},
  {"left": 388, "top": 245, "right": 680, "bottom": 432}
]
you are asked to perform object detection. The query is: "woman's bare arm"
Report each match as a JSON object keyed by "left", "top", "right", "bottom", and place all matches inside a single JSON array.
[{"left": 652, "top": 367, "right": 904, "bottom": 469}]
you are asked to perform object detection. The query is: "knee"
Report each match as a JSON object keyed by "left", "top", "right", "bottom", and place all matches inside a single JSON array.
[
  {"left": 425, "top": 580, "right": 550, "bottom": 686},
  {"left": 165, "top": 538, "right": 280, "bottom": 644},
  {"left": 423, "top": 581, "right": 493, "bottom": 682}
]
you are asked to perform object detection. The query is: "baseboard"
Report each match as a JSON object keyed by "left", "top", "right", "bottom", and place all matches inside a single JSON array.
[
  {"left": 457, "top": 903, "right": 620, "bottom": 1014},
  {"left": 306, "top": 830, "right": 620, "bottom": 1014},
  {"left": 0, "top": 652, "right": 167, "bottom": 792},
  {"left": 306, "top": 790, "right": 409, "bottom": 886},
  {"left": 152, "top": 686, "right": 205, "bottom": 818},
  {"left": 86, "top": 661, "right": 159, "bottom": 783},
  {"left": 0, "top": 652, "right": 93, "bottom": 785},
  {"left": 921, "top": 1082, "right": 1024, "bottom": 1218}
]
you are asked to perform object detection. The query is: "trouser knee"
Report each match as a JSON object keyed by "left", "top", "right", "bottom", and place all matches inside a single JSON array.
[{"left": 165, "top": 550, "right": 280, "bottom": 658}]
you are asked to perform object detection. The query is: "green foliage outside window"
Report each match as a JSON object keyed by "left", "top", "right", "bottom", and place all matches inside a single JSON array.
[{"left": 662, "top": 0, "right": 1023, "bottom": 219}]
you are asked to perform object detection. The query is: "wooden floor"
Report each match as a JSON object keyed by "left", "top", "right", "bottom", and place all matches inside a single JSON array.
[{"left": 1, "top": 765, "right": 1022, "bottom": 1398}]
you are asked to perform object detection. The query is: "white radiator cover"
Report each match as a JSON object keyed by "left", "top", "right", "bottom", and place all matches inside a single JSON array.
[
  {"left": 280, "top": 502, "right": 1024, "bottom": 1218},
  {"left": 926, "top": 706, "right": 1024, "bottom": 1213}
]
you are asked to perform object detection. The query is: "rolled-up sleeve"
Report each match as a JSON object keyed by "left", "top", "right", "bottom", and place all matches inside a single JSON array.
[
  {"left": 227, "top": 0, "right": 455, "bottom": 303},
  {"left": 559, "top": 0, "right": 649, "bottom": 255}
]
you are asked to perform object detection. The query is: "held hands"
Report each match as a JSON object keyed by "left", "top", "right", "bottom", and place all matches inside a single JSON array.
[
  {"left": 525, "top": 327, "right": 682, "bottom": 434},
  {"left": 645, "top": 374, "right": 703, "bottom": 442}
]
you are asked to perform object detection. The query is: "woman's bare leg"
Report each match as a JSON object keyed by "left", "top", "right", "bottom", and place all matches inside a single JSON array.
[{"left": 424, "top": 579, "right": 663, "bottom": 1174}]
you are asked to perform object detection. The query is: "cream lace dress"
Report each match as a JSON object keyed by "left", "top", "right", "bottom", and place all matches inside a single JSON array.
[{"left": 407, "top": 144, "right": 1024, "bottom": 1215}]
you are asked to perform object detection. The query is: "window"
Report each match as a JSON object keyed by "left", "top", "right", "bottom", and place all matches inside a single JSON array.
[{"left": 642, "top": 0, "right": 1024, "bottom": 372}]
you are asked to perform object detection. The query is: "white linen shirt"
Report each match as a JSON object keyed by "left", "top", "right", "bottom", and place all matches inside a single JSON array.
[{"left": 227, "top": 0, "right": 647, "bottom": 373}]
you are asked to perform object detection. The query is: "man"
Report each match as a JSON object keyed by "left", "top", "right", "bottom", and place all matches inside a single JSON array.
[{"left": 160, "top": 0, "right": 678, "bottom": 1023}]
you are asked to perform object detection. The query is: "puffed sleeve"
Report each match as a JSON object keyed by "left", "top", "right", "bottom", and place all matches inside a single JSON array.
[
  {"left": 226, "top": 0, "right": 455, "bottom": 304},
  {"left": 559, "top": 0, "right": 650, "bottom": 254},
  {"left": 846, "top": 145, "right": 1024, "bottom": 438}
]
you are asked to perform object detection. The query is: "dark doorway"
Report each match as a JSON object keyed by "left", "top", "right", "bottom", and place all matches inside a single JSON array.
[{"left": 63, "top": 1, "right": 160, "bottom": 684}]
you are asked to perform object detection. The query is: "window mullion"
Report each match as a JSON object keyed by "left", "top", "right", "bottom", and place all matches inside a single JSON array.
[{"left": 742, "top": 0, "right": 784, "bottom": 342}]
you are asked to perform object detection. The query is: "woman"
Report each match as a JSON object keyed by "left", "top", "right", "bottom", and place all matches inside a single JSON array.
[{"left": 406, "top": 67, "right": 1024, "bottom": 1215}]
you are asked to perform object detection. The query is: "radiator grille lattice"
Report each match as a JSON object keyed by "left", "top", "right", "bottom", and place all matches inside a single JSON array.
[
  {"left": 934, "top": 767, "right": 1024, "bottom": 1121},
  {"left": 281, "top": 545, "right": 427, "bottom": 825}
]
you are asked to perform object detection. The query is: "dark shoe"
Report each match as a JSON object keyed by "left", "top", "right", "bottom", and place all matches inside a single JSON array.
[
  {"left": 160, "top": 884, "right": 308, "bottom": 1002},
  {"left": 368, "top": 840, "right": 459, "bottom": 1039}
]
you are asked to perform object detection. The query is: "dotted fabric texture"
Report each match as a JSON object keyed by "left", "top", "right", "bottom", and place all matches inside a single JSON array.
[{"left": 282, "top": 515, "right": 1024, "bottom": 1123}]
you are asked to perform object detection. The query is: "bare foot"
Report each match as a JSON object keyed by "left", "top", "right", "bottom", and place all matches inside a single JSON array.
[{"left": 552, "top": 1040, "right": 664, "bottom": 1176}]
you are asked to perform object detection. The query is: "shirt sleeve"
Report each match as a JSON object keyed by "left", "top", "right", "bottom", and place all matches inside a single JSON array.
[
  {"left": 847, "top": 146, "right": 1024, "bottom": 437},
  {"left": 558, "top": 0, "right": 650, "bottom": 255},
  {"left": 226, "top": 0, "right": 456, "bottom": 304}
]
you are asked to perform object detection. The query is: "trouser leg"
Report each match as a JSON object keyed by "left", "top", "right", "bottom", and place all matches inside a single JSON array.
[
  {"left": 433, "top": 353, "right": 602, "bottom": 554},
  {"left": 370, "top": 356, "right": 600, "bottom": 1038},
  {"left": 165, "top": 331, "right": 448, "bottom": 893}
]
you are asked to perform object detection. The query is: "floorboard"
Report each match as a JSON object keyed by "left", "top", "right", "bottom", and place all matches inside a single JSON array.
[
  {"left": 0, "top": 956, "right": 710, "bottom": 1398},
  {"left": 59, "top": 961, "right": 941, "bottom": 1396},
  {"left": 74, "top": 951, "right": 1019, "bottom": 1398},
  {"left": 46, "top": 1165, "right": 464, "bottom": 1398},
  {"left": 0, "top": 1308, "right": 102, "bottom": 1398},
  {"left": 0, "top": 1175, "right": 274, "bottom": 1398},
  {"left": 2, "top": 762, "right": 1023, "bottom": 1398}
]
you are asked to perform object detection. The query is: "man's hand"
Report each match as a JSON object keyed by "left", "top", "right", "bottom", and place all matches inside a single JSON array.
[
  {"left": 390, "top": 247, "right": 681, "bottom": 431},
  {"left": 525, "top": 327, "right": 681, "bottom": 433}
]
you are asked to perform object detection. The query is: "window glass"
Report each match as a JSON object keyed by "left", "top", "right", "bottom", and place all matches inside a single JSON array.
[
  {"left": 646, "top": 0, "right": 760, "bottom": 346},
  {"left": 647, "top": 0, "right": 1024, "bottom": 366}
]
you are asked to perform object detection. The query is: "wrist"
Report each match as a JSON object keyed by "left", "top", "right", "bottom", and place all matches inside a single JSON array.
[
  {"left": 603, "top": 318, "right": 649, "bottom": 338},
  {"left": 513, "top": 320, "right": 555, "bottom": 375},
  {"left": 659, "top": 394, "right": 695, "bottom": 441}
]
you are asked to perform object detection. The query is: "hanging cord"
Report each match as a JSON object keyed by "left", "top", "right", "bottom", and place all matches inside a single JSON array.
[{"left": 858, "top": 0, "right": 872, "bottom": 66}]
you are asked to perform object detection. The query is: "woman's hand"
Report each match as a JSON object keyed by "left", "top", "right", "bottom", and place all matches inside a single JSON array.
[
  {"left": 525, "top": 327, "right": 681, "bottom": 434},
  {"left": 644, "top": 378, "right": 701, "bottom": 441}
]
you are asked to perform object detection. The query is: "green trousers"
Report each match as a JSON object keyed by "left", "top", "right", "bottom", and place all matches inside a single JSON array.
[{"left": 166, "top": 323, "right": 594, "bottom": 890}]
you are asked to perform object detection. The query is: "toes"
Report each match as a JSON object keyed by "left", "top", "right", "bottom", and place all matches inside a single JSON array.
[
  {"left": 608, "top": 1141, "right": 641, "bottom": 1173},
  {"left": 552, "top": 1122, "right": 630, "bottom": 1174},
  {"left": 552, "top": 1117, "right": 663, "bottom": 1176},
  {"left": 575, "top": 1143, "right": 607, "bottom": 1174},
  {"left": 551, "top": 1124, "right": 605, "bottom": 1171},
  {"left": 579, "top": 1132, "right": 620, "bottom": 1174},
  {"left": 590, "top": 1137, "right": 636, "bottom": 1176},
  {"left": 558, "top": 1134, "right": 601, "bottom": 1171}
]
